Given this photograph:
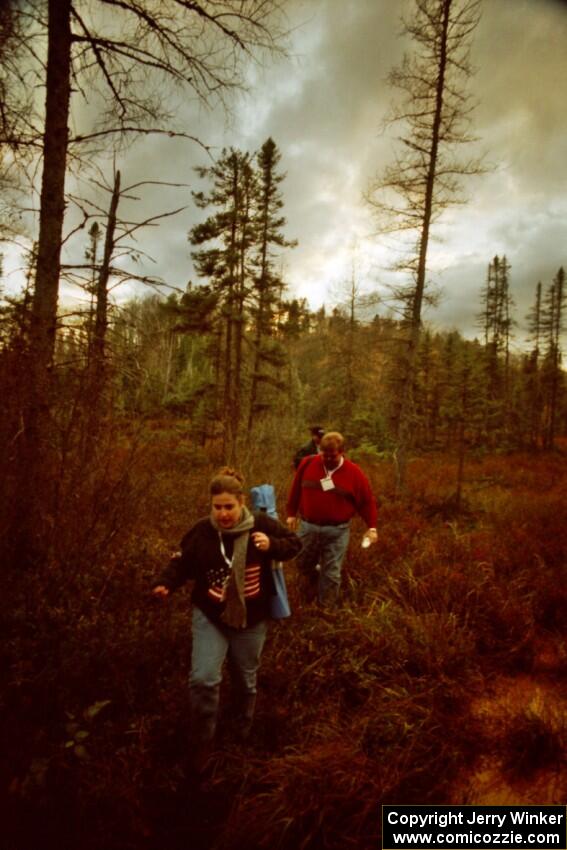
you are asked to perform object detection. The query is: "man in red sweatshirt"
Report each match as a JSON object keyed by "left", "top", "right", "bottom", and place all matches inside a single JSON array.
[{"left": 286, "top": 431, "right": 377, "bottom": 606}]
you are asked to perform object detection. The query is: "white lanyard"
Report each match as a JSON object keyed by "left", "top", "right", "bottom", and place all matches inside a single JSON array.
[
  {"left": 218, "top": 533, "right": 233, "bottom": 570},
  {"left": 323, "top": 456, "right": 344, "bottom": 479},
  {"left": 320, "top": 456, "right": 343, "bottom": 491}
]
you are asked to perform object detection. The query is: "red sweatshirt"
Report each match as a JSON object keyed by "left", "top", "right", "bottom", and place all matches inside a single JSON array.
[{"left": 286, "top": 454, "right": 378, "bottom": 528}]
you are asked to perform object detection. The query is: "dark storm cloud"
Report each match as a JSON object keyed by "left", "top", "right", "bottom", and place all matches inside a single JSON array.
[
  {"left": 257, "top": 0, "right": 401, "bottom": 146},
  {"left": 46, "top": 0, "right": 567, "bottom": 342},
  {"left": 222, "top": 0, "right": 567, "bottom": 337},
  {"left": 472, "top": 0, "right": 567, "bottom": 190}
]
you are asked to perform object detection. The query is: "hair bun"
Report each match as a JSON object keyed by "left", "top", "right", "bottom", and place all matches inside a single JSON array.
[
  {"left": 210, "top": 466, "right": 245, "bottom": 497},
  {"left": 217, "top": 466, "right": 244, "bottom": 484}
]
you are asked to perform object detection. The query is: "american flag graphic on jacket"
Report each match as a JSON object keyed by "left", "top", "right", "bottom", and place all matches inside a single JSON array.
[
  {"left": 206, "top": 562, "right": 262, "bottom": 602},
  {"left": 206, "top": 533, "right": 262, "bottom": 603}
]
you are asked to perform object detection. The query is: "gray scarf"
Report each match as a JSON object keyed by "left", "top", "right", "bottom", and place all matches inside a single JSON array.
[{"left": 210, "top": 506, "right": 255, "bottom": 629}]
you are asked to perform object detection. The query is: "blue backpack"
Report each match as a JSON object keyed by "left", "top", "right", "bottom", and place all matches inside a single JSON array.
[
  {"left": 250, "top": 483, "right": 290, "bottom": 619},
  {"left": 250, "top": 483, "right": 278, "bottom": 519}
]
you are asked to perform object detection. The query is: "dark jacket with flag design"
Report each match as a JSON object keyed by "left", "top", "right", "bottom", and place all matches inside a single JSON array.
[{"left": 156, "top": 512, "right": 301, "bottom": 628}]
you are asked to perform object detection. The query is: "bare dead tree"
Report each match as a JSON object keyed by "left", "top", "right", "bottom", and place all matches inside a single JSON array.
[
  {"left": 64, "top": 172, "right": 190, "bottom": 385},
  {"left": 3, "top": 0, "right": 288, "bottom": 569},
  {"left": 366, "top": 0, "right": 484, "bottom": 492}
]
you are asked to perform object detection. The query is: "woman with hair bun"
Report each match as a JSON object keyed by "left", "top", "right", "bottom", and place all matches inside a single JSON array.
[{"left": 153, "top": 467, "right": 301, "bottom": 774}]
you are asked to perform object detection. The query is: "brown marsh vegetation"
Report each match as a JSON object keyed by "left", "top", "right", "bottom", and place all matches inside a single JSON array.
[{"left": 3, "top": 427, "right": 566, "bottom": 850}]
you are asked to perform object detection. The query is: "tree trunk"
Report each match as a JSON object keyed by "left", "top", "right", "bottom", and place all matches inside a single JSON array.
[
  {"left": 91, "top": 170, "right": 121, "bottom": 388},
  {"left": 247, "top": 216, "right": 270, "bottom": 434},
  {"left": 394, "top": 0, "right": 451, "bottom": 493},
  {"left": 14, "top": 0, "right": 72, "bottom": 568},
  {"left": 231, "top": 170, "right": 252, "bottom": 465}
]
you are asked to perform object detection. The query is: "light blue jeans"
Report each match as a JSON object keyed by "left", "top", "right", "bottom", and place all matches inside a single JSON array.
[
  {"left": 189, "top": 605, "right": 268, "bottom": 743},
  {"left": 296, "top": 519, "right": 351, "bottom": 605}
]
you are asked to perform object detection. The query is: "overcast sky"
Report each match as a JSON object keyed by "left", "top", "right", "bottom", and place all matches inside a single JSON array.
[{"left": 5, "top": 0, "right": 567, "bottom": 345}]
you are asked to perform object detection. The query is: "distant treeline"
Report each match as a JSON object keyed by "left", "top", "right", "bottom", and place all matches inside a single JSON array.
[{"left": 2, "top": 252, "right": 563, "bottom": 465}]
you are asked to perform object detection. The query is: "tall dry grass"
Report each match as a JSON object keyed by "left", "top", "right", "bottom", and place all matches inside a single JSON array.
[{"left": 2, "top": 433, "right": 567, "bottom": 849}]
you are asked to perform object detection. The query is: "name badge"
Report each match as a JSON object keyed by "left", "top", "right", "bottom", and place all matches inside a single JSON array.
[{"left": 320, "top": 477, "right": 335, "bottom": 491}]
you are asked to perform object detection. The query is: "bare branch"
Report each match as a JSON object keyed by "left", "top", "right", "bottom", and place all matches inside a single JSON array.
[
  {"left": 69, "top": 126, "right": 213, "bottom": 155},
  {"left": 70, "top": 5, "right": 128, "bottom": 116}
]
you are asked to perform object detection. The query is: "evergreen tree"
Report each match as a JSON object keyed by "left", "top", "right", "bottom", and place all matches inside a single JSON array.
[
  {"left": 477, "top": 255, "right": 515, "bottom": 443},
  {"left": 541, "top": 267, "right": 565, "bottom": 449},
  {"left": 279, "top": 298, "right": 311, "bottom": 339},
  {"left": 414, "top": 329, "right": 441, "bottom": 448},
  {"left": 248, "top": 138, "right": 296, "bottom": 431},
  {"left": 190, "top": 148, "right": 256, "bottom": 461},
  {"left": 524, "top": 280, "right": 544, "bottom": 447},
  {"left": 158, "top": 285, "right": 221, "bottom": 438}
]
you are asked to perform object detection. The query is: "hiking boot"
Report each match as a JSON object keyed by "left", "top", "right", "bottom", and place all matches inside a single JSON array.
[
  {"left": 319, "top": 584, "right": 340, "bottom": 609},
  {"left": 234, "top": 694, "right": 257, "bottom": 742},
  {"left": 298, "top": 569, "right": 319, "bottom": 604},
  {"left": 188, "top": 740, "right": 213, "bottom": 778}
]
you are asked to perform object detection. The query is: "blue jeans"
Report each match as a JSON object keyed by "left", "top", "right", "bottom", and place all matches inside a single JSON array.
[
  {"left": 189, "top": 605, "right": 268, "bottom": 743},
  {"left": 296, "top": 520, "right": 350, "bottom": 605}
]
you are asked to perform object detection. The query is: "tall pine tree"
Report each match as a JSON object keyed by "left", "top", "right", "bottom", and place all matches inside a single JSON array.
[{"left": 247, "top": 138, "right": 296, "bottom": 431}]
